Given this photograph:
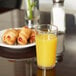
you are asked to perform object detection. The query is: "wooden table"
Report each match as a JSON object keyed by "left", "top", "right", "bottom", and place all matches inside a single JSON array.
[{"left": 0, "top": 33, "right": 76, "bottom": 76}]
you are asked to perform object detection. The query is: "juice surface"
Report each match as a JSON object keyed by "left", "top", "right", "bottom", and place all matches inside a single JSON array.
[{"left": 36, "top": 34, "right": 57, "bottom": 68}]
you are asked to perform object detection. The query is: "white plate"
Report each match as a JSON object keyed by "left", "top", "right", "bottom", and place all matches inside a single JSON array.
[{"left": 0, "top": 28, "right": 36, "bottom": 49}]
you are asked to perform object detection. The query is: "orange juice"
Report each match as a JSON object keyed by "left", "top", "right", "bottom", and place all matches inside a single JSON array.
[{"left": 36, "top": 34, "right": 57, "bottom": 68}]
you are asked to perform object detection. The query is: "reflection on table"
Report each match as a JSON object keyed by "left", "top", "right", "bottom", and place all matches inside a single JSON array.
[{"left": 37, "top": 68, "right": 56, "bottom": 76}]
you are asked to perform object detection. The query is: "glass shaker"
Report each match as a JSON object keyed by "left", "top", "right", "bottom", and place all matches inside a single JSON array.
[{"left": 51, "top": 0, "right": 66, "bottom": 58}]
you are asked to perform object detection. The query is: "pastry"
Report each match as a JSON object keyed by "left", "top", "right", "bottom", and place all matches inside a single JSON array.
[
  {"left": 2, "top": 29, "right": 19, "bottom": 45},
  {"left": 17, "top": 26, "right": 32, "bottom": 45},
  {"left": 2, "top": 26, "right": 36, "bottom": 45},
  {"left": 29, "top": 30, "right": 36, "bottom": 43}
]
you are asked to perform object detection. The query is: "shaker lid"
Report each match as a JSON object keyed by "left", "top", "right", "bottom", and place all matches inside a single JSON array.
[{"left": 53, "top": 0, "right": 64, "bottom": 3}]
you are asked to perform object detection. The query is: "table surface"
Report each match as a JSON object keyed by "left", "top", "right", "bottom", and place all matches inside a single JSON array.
[
  {"left": 0, "top": 8, "right": 76, "bottom": 76},
  {"left": 0, "top": 33, "right": 76, "bottom": 76}
]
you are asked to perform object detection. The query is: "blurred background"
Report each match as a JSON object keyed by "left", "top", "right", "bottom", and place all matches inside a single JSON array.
[
  {"left": 0, "top": 0, "right": 76, "bottom": 29},
  {"left": 21, "top": 0, "right": 76, "bottom": 12},
  {"left": 0, "top": 0, "right": 76, "bottom": 10}
]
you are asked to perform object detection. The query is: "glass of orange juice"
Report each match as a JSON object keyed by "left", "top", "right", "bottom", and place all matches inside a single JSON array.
[{"left": 35, "top": 24, "right": 58, "bottom": 69}]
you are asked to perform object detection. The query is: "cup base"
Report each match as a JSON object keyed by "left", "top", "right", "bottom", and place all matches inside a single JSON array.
[{"left": 37, "top": 64, "right": 55, "bottom": 70}]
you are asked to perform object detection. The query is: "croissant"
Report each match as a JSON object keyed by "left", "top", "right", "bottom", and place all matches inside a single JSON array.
[
  {"left": 29, "top": 30, "right": 36, "bottom": 43},
  {"left": 2, "top": 29, "right": 19, "bottom": 45},
  {"left": 17, "top": 26, "right": 32, "bottom": 45}
]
